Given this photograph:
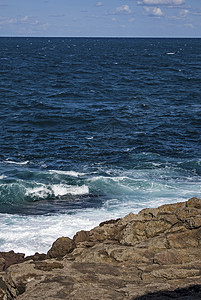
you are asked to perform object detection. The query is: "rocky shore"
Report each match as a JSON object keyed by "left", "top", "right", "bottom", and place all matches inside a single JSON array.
[{"left": 0, "top": 197, "right": 201, "bottom": 299}]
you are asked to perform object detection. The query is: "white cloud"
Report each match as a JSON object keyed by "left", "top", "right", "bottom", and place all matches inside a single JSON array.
[
  {"left": 179, "top": 9, "right": 189, "bottom": 17},
  {"left": 40, "top": 22, "right": 49, "bottom": 30},
  {"left": 0, "top": 16, "right": 15, "bottom": 25},
  {"left": 177, "top": 23, "right": 194, "bottom": 28},
  {"left": 184, "top": 23, "right": 194, "bottom": 28},
  {"left": 144, "top": 7, "right": 164, "bottom": 16},
  {"left": 21, "top": 16, "right": 29, "bottom": 22},
  {"left": 0, "top": 15, "right": 39, "bottom": 26},
  {"left": 31, "top": 20, "right": 39, "bottom": 25},
  {"left": 153, "top": 7, "right": 163, "bottom": 15},
  {"left": 20, "top": 16, "right": 40, "bottom": 25},
  {"left": 116, "top": 5, "right": 132, "bottom": 14},
  {"left": 137, "top": 0, "right": 185, "bottom": 6},
  {"left": 96, "top": 2, "right": 103, "bottom": 6}
]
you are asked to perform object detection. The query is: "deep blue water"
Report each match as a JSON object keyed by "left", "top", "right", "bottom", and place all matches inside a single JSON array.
[{"left": 0, "top": 37, "right": 201, "bottom": 254}]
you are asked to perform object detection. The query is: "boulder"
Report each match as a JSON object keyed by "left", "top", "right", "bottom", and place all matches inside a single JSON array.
[{"left": 47, "top": 237, "right": 75, "bottom": 258}]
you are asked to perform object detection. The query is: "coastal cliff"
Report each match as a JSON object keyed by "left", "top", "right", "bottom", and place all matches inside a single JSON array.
[{"left": 0, "top": 197, "right": 201, "bottom": 299}]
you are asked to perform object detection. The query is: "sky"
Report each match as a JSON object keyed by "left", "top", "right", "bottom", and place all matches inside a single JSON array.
[{"left": 0, "top": 0, "right": 201, "bottom": 37}]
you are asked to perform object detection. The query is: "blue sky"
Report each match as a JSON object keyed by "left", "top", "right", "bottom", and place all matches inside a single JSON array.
[{"left": 0, "top": 0, "right": 200, "bottom": 37}]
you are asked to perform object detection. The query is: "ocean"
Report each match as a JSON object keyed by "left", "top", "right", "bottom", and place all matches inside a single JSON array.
[{"left": 0, "top": 37, "right": 201, "bottom": 255}]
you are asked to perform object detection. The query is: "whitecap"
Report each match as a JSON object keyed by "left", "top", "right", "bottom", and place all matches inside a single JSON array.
[
  {"left": 49, "top": 170, "right": 86, "bottom": 177},
  {"left": 166, "top": 52, "right": 175, "bottom": 55},
  {"left": 0, "top": 175, "right": 7, "bottom": 180},
  {"left": 25, "top": 183, "right": 89, "bottom": 198},
  {"left": 123, "top": 147, "right": 135, "bottom": 152},
  {"left": 5, "top": 160, "right": 29, "bottom": 165},
  {"left": 25, "top": 185, "right": 50, "bottom": 199},
  {"left": 51, "top": 184, "right": 89, "bottom": 196}
]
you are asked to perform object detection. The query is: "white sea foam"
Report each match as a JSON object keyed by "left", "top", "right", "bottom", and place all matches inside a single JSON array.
[
  {"left": 25, "top": 185, "right": 50, "bottom": 199},
  {"left": 0, "top": 193, "right": 189, "bottom": 256},
  {"left": 0, "top": 204, "right": 140, "bottom": 255},
  {"left": 0, "top": 170, "right": 200, "bottom": 255},
  {"left": 25, "top": 183, "right": 89, "bottom": 198},
  {"left": 0, "top": 175, "right": 7, "bottom": 180},
  {"left": 5, "top": 160, "right": 29, "bottom": 165},
  {"left": 51, "top": 184, "right": 89, "bottom": 196},
  {"left": 0, "top": 166, "right": 200, "bottom": 256},
  {"left": 49, "top": 170, "right": 86, "bottom": 177},
  {"left": 166, "top": 52, "right": 175, "bottom": 55},
  {"left": 0, "top": 212, "right": 99, "bottom": 255},
  {"left": 88, "top": 175, "right": 128, "bottom": 182}
]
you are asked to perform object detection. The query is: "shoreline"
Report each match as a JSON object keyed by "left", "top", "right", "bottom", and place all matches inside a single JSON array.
[{"left": 1, "top": 197, "right": 201, "bottom": 299}]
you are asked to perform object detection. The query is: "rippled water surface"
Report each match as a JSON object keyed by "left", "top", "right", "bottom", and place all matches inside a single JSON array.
[{"left": 0, "top": 37, "right": 201, "bottom": 254}]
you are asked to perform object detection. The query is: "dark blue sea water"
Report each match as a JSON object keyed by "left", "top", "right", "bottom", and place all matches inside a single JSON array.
[{"left": 0, "top": 37, "right": 201, "bottom": 254}]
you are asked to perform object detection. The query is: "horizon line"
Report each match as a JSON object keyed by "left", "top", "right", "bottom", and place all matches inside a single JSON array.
[{"left": 0, "top": 35, "right": 201, "bottom": 39}]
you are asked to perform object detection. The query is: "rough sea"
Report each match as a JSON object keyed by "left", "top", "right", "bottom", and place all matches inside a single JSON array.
[{"left": 0, "top": 37, "right": 201, "bottom": 255}]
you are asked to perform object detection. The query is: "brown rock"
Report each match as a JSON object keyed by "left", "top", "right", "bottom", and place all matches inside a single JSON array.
[
  {"left": 33, "top": 261, "right": 64, "bottom": 271},
  {"left": 1, "top": 197, "right": 201, "bottom": 299},
  {"left": 184, "top": 215, "right": 201, "bottom": 229},
  {"left": 0, "top": 251, "right": 25, "bottom": 270},
  {"left": 153, "top": 249, "right": 183, "bottom": 265},
  {"left": 47, "top": 237, "right": 75, "bottom": 258},
  {"left": 99, "top": 218, "right": 120, "bottom": 227},
  {"left": 0, "top": 276, "right": 8, "bottom": 299},
  {"left": 151, "top": 268, "right": 201, "bottom": 280},
  {"left": 73, "top": 230, "right": 90, "bottom": 244},
  {"left": 167, "top": 227, "right": 201, "bottom": 248},
  {"left": 187, "top": 197, "right": 201, "bottom": 209},
  {"left": 25, "top": 252, "right": 47, "bottom": 262},
  {"left": 0, "top": 258, "right": 5, "bottom": 272},
  {"left": 176, "top": 207, "right": 200, "bottom": 222}
]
